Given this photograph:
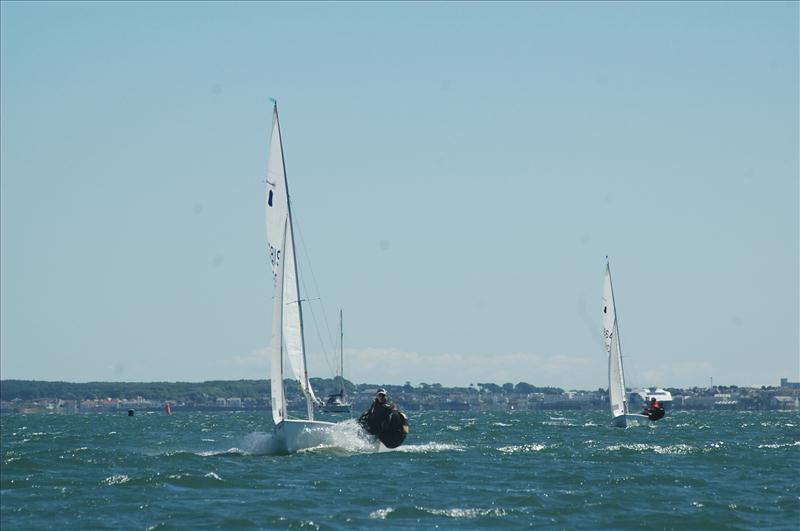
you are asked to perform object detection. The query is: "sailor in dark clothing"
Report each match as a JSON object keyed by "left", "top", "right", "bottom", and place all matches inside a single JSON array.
[
  {"left": 359, "top": 388, "right": 394, "bottom": 435},
  {"left": 358, "top": 387, "right": 410, "bottom": 448}
]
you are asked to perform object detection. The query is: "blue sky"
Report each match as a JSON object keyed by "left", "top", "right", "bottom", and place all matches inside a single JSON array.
[{"left": 1, "top": 1, "right": 797, "bottom": 389}]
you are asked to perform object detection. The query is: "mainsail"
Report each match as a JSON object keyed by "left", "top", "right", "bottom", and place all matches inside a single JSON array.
[
  {"left": 602, "top": 261, "right": 628, "bottom": 419},
  {"left": 266, "top": 101, "right": 319, "bottom": 420},
  {"left": 271, "top": 219, "right": 287, "bottom": 424}
]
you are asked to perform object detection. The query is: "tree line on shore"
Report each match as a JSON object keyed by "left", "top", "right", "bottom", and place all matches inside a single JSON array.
[
  {"left": 0, "top": 379, "right": 567, "bottom": 402},
  {"left": 0, "top": 378, "right": 771, "bottom": 403}
]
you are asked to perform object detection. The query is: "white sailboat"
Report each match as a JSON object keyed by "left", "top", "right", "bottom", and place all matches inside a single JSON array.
[
  {"left": 319, "top": 310, "right": 353, "bottom": 413},
  {"left": 266, "top": 100, "right": 334, "bottom": 452},
  {"left": 602, "top": 260, "right": 650, "bottom": 428}
]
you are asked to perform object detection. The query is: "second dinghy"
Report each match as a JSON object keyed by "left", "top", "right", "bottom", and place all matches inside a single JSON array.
[{"left": 602, "top": 260, "right": 654, "bottom": 428}]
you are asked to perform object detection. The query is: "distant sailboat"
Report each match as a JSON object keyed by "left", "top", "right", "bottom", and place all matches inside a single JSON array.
[
  {"left": 319, "top": 310, "right": 352, "bottom": 413},
  {"left": 602, "top": 260, "right": 650, "bottom": 428},
  {"left": 266, "top": 100, "right": 334, "bottom": 452}
]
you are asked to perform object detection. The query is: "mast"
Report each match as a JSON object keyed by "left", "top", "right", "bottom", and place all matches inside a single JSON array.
[
  {"left": 273, "top": 100, "right": 318, "bottom": 420},
  {"left": 339, "top": 309, "right": 344, "bottom": 396},
  {"left": 606, "top": 259, "right": 629, "bottom": 416}
]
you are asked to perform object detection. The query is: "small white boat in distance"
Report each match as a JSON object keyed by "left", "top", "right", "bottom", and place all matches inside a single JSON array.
[
  {"left": 602, "top": 260, "right": 651, "bottom": 428},
  {"left": 266, "top": 101, "right": 334, "bottom": 452},
  {"left": 320, "top": 393, "right": 351, "bottom": 414},
  {"left": 319, "top": 310, "right": 352, "bottom": 414}
]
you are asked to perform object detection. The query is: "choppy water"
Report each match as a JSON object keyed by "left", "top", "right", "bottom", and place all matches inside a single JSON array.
[{"left": 1, "top": 410, "right": 798, "bottom": 529}]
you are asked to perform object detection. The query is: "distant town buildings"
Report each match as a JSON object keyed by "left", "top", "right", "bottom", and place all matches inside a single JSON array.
[{"left": 2, "top": 378, "right": 798, "bottom": 414}]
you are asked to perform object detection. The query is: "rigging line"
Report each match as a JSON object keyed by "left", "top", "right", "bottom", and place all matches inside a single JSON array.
[
  {"left": 297, "top": 260, "right": 337, "bottom": 378},
  {"left": 624, "top": 350, "right": 643, "bottom": 391},
  {"left": 290, "top": 201, "right": 338, "bottom": 377},
  {"left": 291, "top": 201, "right": 339, "bottom": 352},
  {"left": 576, "top": 295, "right": 607, "bottom": 351}
]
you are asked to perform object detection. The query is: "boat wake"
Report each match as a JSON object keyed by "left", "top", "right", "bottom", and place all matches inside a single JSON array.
[
  {"left": 197, "top": 419, "right": 462, "bottom": 456},
  {"left": 602, "top": 442, "right": 698, "bottom": 455},
  {"left": 497, "top": 443, "right": 547, "bottom": 454},
  {"left": 294, "top": 419, "right": 382, "bottom": 454},
  {"left": 207, "top": 420, "right": 378, "bottom": 456},
  {"left": 390, "top": 442, "right": 464, "bottom": 453},
  {"left": 187, "top": 432, "right": 284, "bottom": 457}
]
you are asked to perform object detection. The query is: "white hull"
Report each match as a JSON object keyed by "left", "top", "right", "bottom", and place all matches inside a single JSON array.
[
  {"left": 274, "top": 419, "right": 336, "bottom": 453},
  {"left": 613, "top": 413, "right": 651, "bottom": 428}
]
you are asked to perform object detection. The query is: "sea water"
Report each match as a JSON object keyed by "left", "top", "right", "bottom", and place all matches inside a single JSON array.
[{"left": 1, "top": 410, "right": 798, "bottom": 529}]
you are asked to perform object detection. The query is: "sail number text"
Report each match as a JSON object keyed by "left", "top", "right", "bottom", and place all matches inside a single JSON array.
[{"left": 268, "top": 243, "right": 282, "bottom": 268}]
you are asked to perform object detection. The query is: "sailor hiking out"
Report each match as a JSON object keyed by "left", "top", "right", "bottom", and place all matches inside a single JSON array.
[
  {"left": 643, "top": 396, "right": 666, "bottom": 421},
  {"left": 358, "top": 388, "right": 409, "bottom": 449}
]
